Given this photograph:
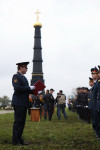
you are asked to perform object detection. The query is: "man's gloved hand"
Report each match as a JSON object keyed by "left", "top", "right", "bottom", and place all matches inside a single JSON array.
[{"left": 30, "top": 86, "right": 36, "bottom": 90}]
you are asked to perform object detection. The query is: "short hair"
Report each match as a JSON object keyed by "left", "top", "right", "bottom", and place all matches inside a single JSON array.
[
  {"left": 59, "top": 90, "right": 63, "bottom": 94},
  {"left": 50, "top": 88, "right": 54, "bottom": 91},
  {"left": 17, "top": 66, "right": 21, "bottom": 71},
  {"left": 46, "top": 90, "right": 49, "bottom": 93}
]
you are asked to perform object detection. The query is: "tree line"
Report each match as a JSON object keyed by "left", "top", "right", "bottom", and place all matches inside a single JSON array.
[{"left": 0, "top": 96, "right": 11, "bottom": 108}]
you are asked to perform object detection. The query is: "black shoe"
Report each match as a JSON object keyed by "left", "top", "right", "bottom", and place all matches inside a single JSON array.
[
  {"left": 13, "top": 142, "right": 29, "bottom": 146},
  {"left": 22, "top": 142, "right": 29, "bottom": 145},
  {"left": 12, "top": 141, "right": 22, "bottom": 146},
  {"left": 12, "top": 139, "right": 29, "bottom": 146},
  {"left": 96, "top": 134, "right": 100, "bottom": 139},
  {"left": 12, "top": 142, "right": 29, "bottom": 146},
  {"left": 20, "top": 139, "right": 29, "bottom": 145},
  {"left": 20, "top": 142, "right": 29, "bottom": 145}
]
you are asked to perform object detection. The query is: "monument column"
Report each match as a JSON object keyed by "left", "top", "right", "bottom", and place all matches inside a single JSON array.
[{"left": 31, "top": 10, "right": 44, "bottom": 85}]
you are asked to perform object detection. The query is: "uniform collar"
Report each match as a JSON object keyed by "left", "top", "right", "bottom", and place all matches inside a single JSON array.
[{"left": 17, "top": 72, "right": 24, "bottom": 76}]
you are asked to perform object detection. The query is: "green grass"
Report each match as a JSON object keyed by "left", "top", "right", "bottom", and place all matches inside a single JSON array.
[{"left": 0, "top": 108, "right": 100, "bottom": 150}]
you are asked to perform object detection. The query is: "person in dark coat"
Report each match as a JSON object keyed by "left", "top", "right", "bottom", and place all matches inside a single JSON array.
[
  {"left": 12, "top": 62, "right": 36, "bottom": 145},
  {"left": 49, "top": 89, "right": 55, "bottom": 121},
  {"left": 90, "top": 67, "right": 100, "bottom": 138},
  {"left": 88, "top": 77, "right": 94, "bottom": 125},
  {"left": 43, "top": 90, "right": 50, "bottom": 120}
]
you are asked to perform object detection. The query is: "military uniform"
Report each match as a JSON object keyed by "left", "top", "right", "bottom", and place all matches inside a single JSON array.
[
  {"left": 75, "top": 89, "right": 83, "bottom": 120},
  {"left": 75, "top": 87, "right": 91, "bottom": 123},
  {"left": 12, "top": 62, "right": 35, "bottom": 145},
  {"left": 12, "top": 72, "right": 31, "bottom": 107},
  {"left": 90, "top": 67, "right": 100, "bottom": 138}
]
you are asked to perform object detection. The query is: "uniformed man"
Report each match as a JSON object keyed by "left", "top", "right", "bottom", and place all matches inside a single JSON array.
[
  {"left": 90, "top": 67, "right": 100, "bottom": 138},
  {"left": 12, "top": 62, "right": 36, "bottom": 145},
  {"left": 88, "top": 77, "right": 94, "bottom": 110},
  {"left": 79, "top": 87, "right": 89, "bottom": 122},
  {"left": 75, "top": 87, "right": 83, "bottom": 120},
  {"left": 88, "top": 77, "right": 94, "bottom": 125}
]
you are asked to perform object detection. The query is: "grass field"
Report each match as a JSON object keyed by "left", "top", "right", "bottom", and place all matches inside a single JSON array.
[{"left": 0, "top": 108, "right": 100, "bottom": 150}]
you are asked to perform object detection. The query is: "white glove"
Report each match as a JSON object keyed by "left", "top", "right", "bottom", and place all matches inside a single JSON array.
[
  {"left": 85, "top": 105, "right": 88, "bottom": 108},
  {"left": 30, "top": 86, "right": 36, "bottom": 90}
]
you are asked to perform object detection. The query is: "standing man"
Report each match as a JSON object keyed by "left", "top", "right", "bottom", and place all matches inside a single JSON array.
[
  {"left": 90, "top": 67, "right": 100, "bottom": 138},
  {"left": 12, "top": 62, "right": 35, "bottom": 145},
  {"left": 56, "top": 90, "right": 67, "bottom": 120},
  {"left": 43, "top": 90, "right": 50, "bottom": 120},
  {"left": 88, "top": 77, "right": 94, "bottom": 110},
  {"left": 88, "top": 77, "right": 94, "bottom": 125},
  {"left": 49, "top": 89, "right": 55, "bottom": 121}
]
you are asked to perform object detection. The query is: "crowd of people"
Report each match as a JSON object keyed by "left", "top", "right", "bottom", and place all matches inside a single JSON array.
[
  {"left": 29, "top": 89, "right": 67, "bottom": 121},
  {"left": 68, "top": 65, "right": 100, "bottom": 140},
  {"left": 68, "top": 87, "right": 91, "bottom": 123},
  {"left": 75, "top": 87, "right": 91, "bottom": 123},
  {"left": 88, "top": 66, "right": 100, "bottom": 139}
]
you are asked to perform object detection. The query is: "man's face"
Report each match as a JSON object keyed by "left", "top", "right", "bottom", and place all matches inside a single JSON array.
[
  {"left": 59, "top": 91, "right": 62, "bottom": 94},
  {"left": 83, "top": 89, "right": 88, "bottom": 93},
  {"left": 50, "top": 90, "right": 54, "bottom": 94},
  {"left": 80, "top": 89, "right": 83, "bottom": 93},
  {"left": 21, "top": 66, "right": 28, "bottom": 74},
  {"left": 89, "top": 81, "right": 94, "bottom": 87},
  {"left": 46, "top": 90, "right": 49, "bottom": 94},
  {"left": 78, "top": 90, "right": 81, "bottom": 93},
  {"left": 91, "top": 73, "right": 98, "bottom": 80},
  {"left": 83, "top": 90, "right": 85, "bottom": 93},
  {"left": 98, "top": 72, "right": 100, "bottom": 78}
]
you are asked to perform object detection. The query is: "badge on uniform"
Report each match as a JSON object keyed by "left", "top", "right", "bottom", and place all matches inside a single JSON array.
[{"left": 14, "top": 79, "right": 18, "bottom": 83}]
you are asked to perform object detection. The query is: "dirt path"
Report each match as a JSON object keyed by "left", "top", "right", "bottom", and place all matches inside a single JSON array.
[{"left": 0, "top": 110, "right": 14, "bottom": 114}]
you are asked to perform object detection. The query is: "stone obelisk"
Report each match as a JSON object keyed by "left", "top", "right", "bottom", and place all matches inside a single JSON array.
[{"left": 31, "top": 10, "right": 44, "bottom": 85}]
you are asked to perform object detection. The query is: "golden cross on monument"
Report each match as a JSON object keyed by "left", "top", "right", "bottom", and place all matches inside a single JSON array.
[{"left": 35, "top": 9, "right": 40, "bottom": 22}]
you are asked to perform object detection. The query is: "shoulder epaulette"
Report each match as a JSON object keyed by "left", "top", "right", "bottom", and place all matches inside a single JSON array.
[
  {"left": 98, "top": 80, "right": 100, "bottom": 82},
  {"left": 14, "top": 73, "right": 18, "bottom": 75}
]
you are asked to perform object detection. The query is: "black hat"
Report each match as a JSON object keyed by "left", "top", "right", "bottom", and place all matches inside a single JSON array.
[
  {"left": 50, "top": 88, "right": 55, "bottom": 91},
  {"left": 98, "top": 65, "right": 100, "bottom": 68},
  {"left": 16, "top": 62, "right": 29, "bottom": 67},
  {"left": 98, "top": 65, "right": 100, "bottom": 71},
  {"left": 84, "top": 87, "right": 89, "bottom": 91},
  {"left": 91, "top": 67, "right": 98, "bottom": 73},
  {"left": 81, "top": 87, "right": 85, "bottom": 90},
  {"left": 89, "top": 77, "right": 93, "bottom": 81},
  {"left": 77, "top": 87, "right": 81, "bottom": 90}
]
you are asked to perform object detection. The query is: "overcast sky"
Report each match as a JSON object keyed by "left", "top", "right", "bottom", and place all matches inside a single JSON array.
[{"left": 0, "top": 0, "right": 100, "bottom": 99}]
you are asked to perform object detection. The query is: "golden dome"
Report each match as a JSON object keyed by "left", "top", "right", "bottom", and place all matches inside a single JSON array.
[{"left": 33, "top": 22, "right": 42, "bottom": 27}]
